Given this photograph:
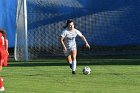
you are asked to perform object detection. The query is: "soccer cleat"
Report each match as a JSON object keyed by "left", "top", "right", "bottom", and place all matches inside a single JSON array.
[
  {"left": 0, "top": 86, "right": 5, "bottom": 91},
  {"left": 69, "top": 64, "right": 72, "bottom": 69},
  {"left": 72, "top": 71, "right": 76, "bottom": 74}
]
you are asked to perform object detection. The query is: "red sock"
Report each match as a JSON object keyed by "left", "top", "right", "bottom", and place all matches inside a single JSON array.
[{"left": 0, "top": 77, "right": 3, "bottom": 88}]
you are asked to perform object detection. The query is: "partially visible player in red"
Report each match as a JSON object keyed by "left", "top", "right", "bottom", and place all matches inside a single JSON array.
[{"left": 0, "top": 29, "right": 9, "bottom": 91}]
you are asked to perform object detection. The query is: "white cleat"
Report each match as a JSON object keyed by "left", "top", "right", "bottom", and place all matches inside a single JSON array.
[{"left": 0, "top": 86, "right": 5, "bottom": 91}]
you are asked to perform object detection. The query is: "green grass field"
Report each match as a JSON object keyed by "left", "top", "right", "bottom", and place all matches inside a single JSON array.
[{"left": 1, "top": 59, "right": 140, "bottom": 93}]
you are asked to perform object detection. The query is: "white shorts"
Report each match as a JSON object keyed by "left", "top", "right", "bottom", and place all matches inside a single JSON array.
[{"left": 64, "top": 47, "right": 77, "bottom": 56}]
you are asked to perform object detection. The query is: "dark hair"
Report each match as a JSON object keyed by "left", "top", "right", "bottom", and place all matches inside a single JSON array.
[
  {"left": 63, "top": 19, "right": 73, "bottom": 28},
  {"left": 0, "top": 29, "right": 7, "bottom": 39}
]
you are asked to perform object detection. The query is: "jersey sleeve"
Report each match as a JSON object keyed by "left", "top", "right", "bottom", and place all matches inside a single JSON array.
[
  {"left": 61, "top": 30, "right": 67, "bottom": 37},
  {"left": 75, "top": 29, "right": 83, "bottom": 37}
]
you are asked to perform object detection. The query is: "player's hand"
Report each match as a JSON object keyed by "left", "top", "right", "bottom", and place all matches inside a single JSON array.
[
  {"left": 86, "top": 43, "right": 90, "bottom": 49},
  {"left": 5, "top": 50, "right": 9, "bottom": 55},
  {"left": 63, "top": 47, "right": 67, "bottom": 53}
]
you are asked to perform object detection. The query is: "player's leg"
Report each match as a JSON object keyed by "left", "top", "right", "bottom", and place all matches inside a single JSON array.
[
  {"left": 64, "top": 49, "right": 72, "bottom": 69},
  {"left": 66, "top": 55, "right": 72, "bottom": 69},
  {"left": 0, "top": 73, "right": 4, "bottom": 91},
  {"left": 71, "top": 49, "right": 77, "bottom": 74},
  {"left": 0, "top": 62, "right": 4, "bottom": 91},
  {"left": 0, "top": 51, "right": 4, "bottom": 91},
  {"left": 0, "top": 76, "right": 4, "bottom": 91}
]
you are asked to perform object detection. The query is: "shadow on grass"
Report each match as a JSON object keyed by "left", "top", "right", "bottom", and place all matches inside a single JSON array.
[{"left": 7, "top": 59, "right": 140, "bottom": 67}]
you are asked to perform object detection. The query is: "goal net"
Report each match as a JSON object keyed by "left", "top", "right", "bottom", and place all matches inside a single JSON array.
[{"left": 15, "top": 0, "right": 140, "bottom": 61}]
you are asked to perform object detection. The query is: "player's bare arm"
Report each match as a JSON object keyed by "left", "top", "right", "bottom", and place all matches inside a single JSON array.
[
  {"left": 60, "top": 36, "right": 67, "bottom": 53},
  {"left": 80, "top": 35, "right": 90, "bottom": 49},
  {"left": 5, "top": 39, "right": 9, "bottom": 55}
]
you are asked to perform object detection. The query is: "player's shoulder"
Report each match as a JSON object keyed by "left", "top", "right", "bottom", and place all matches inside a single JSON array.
[
  {"left": 74, "top": 28, "right": 83, "bottom": 36},
  {"left": 74, "top": 28, "right": 81, "bottom": 33},
  {"left": 74, "top": 28, "right": 79, "bottom": 31},
  {"left": 62, "top": 29, "right": 69, "bottom": 33}
]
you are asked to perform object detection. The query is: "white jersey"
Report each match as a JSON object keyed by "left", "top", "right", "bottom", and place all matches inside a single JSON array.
[{"left": 61, "top": 28, "right": 82, "bottom": 50}]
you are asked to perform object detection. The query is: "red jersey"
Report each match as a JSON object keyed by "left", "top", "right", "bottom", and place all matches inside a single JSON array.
[
  {"left": 0, "top": 33, "right": 8, "bottom": 66},
  {"left": 0, "top": 33, "right": 5, "bottom": 49}
]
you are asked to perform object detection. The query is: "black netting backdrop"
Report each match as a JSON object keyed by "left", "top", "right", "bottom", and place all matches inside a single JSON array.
[{"left": 16, "top": 0, "right": 140, "bottom": 60}]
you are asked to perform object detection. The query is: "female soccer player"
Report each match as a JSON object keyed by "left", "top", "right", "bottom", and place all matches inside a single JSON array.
[
  {"left": 0, "top": 29, "right": 9, "bottom": 91},
  {"left": 60, "top": 19, "right": 90, "bottom": 74}
]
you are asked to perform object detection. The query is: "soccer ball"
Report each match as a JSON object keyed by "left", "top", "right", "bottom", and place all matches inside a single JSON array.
[{"left": 83, "top": 66, "right": 91, "bottom": 75}]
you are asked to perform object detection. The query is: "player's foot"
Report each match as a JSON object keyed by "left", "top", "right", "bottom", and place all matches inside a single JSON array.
[
  {"left": 0, "top": 86, "right": 5, "bottom": 91},
  {"left": 70, "top": 64, "right": 72, "bottom": 69},
  {"left": 72, "top": 71, "right": 76, "bottom": 74}
]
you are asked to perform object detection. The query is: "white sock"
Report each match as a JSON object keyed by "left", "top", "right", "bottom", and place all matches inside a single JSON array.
[{"left": 72, "top": 61, "right": 76, "bottom": 71}]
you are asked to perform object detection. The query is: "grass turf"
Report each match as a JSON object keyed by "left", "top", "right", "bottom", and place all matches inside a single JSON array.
[{"left": 1, "top": 59, "right": 140, "bottom": 93}]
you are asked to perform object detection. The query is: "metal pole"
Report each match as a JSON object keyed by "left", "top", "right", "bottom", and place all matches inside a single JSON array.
[{"left": 23, "top": 0, "right": 28, "bottom": 62}]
